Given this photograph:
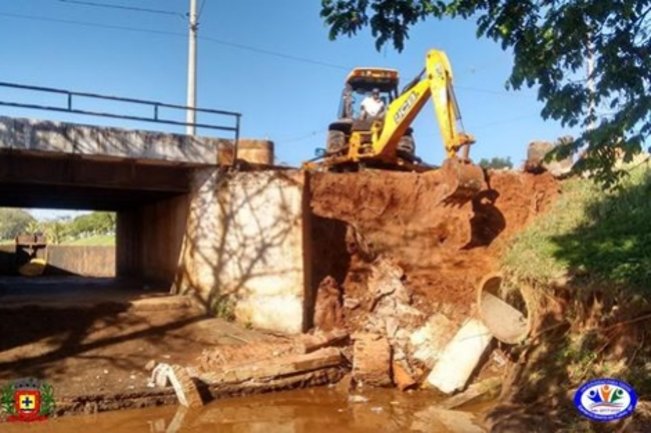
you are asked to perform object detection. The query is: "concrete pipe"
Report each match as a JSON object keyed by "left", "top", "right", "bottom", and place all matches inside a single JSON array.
[{"left": 477, "top": 273, "right": 531, "bottom": 344}]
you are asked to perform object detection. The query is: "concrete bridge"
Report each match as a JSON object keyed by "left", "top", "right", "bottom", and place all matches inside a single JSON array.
[{"left": 0, "top": 116, "right": 316, "bottom": 334}]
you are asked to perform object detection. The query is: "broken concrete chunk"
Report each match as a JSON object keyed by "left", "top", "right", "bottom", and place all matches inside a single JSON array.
[
  {"left": 409, "top": 313, "right": 455, "bottom": 369},
  {"left": 369, "top": 258, "right": 409, "bottom": 308},
  {"left": 392, "top": 361, "right": 417, "bottom": 391},
  {"left": 426, "top": 319, "right": 493, "bottom": 394},
  {"left": 343, "top": 296, "right": 361, "bottom": 310},
  {"left": 352, "top": 334, "right": 392, "bottom": 387},
  {"left": 440, "top": 376, "right": 502, "bottom": 409},
  {"left": 144, "top": 359, "right": 157, "bottom": 371},
  {"left": 524, "top": 139, "right": 573, "bottom": 177},
  {"left": 150, "top": 363, "right": 172, "bottom": 388}
]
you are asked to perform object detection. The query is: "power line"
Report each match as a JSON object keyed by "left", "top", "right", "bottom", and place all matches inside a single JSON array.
[
  {"left": 198, "top": 0, "right": 207, "bottom": 19},
  {"left": 200, "top": 35, "right": 348, "bottom": 70},
  {"left": 278, "top": 129, "right": 326, "bottom": 144},
  {"left": 0, "top": 10, "right": 542, "bottom": 94},
  {"left": 57, "top": 0, "right": 184, "bottom": 18},
  {"left": 0, "top": 11, "right": 185, "bottom": 37},
  {"left": 0, "top": 11, "right": 348, "bottom": 71}
]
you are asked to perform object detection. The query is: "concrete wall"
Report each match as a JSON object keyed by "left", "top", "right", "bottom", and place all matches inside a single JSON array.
[
  {"left": 174, "top": 169, "right": 307, "bottom": 334},
  {"left": 0, "top": 245, "right": 115, "bottom": 277},
  {"left": 117, "top": 194, "right": 189, "bottom": 284},
  {"left": 48, "top": 246, "right": 115, "bottom": 277}
]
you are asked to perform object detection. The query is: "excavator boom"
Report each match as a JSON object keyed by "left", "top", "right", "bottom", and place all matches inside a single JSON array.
[{"left": 374, "top": 50, "right": 475, "bottom": 161}]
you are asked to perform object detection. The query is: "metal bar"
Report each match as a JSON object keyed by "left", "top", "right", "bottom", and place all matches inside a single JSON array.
[
  {"left": 0, "top": 81, "right": 240, "bottom": 116},
  {"left": 0, "top": 81, "right": 242, "bottom": 138},
  {"left": 233, "top": 114, "right": 241, "bottom": 165},
  {"left": 0, "top": 101, "right": 238, "bottom": 132}
]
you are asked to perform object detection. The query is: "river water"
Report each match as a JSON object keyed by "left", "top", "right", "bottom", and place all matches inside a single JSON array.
[{"left": 2, "top": 387, "right": 490, "bottom": 433}]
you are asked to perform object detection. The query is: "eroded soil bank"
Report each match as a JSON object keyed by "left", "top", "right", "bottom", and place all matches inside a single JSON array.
[{"left": 309, "top": 169, "right": 558, "bottom": 324}]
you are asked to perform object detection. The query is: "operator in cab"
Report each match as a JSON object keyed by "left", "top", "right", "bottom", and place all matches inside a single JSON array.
[{"left": 360, "top": 88, "right": 385, "bottom": 119}]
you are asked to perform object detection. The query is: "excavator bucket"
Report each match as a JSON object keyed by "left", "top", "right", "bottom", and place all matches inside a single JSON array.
[{"left": 438, "top": 158, "right": 486, "bottom": 202}]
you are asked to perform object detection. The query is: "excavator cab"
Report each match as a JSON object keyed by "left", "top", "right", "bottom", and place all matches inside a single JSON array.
[
  {"left": 327, "top": 68, "right": 416, "bottom": 163},
  {"left": 338, "top": 68, "right": 399, "bottom": 119}
]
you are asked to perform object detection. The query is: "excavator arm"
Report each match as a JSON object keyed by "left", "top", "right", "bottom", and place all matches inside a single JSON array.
[{"left": 372, "top": 49, "right": 475, "bottom": 162}]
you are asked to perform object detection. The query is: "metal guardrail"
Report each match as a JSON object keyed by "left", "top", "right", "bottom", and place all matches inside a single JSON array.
[{"left": 0, "top": 81, "right": 241, "bottom": 141}]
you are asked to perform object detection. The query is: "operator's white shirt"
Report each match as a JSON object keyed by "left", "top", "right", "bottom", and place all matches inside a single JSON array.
[{"left": 361, "top": 96, "right": 384, "bottom": 117}]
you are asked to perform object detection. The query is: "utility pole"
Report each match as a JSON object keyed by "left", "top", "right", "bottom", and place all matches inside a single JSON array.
[{"left": 186, "top": 0, "right": 198, "bottom": 135}]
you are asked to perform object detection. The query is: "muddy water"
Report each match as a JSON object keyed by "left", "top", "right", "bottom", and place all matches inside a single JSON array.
[{"left": 2, "top": 387, "right": 490, "bottom": 433}]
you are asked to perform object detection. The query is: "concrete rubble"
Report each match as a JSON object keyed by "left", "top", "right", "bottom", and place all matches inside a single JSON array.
[{"left": 351, "top": 333, "right": 392, "bottom": 387}]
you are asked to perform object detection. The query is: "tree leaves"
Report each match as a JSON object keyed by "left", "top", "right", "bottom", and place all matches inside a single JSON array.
[
  {"left": 320, "top": 0, "right": 651, "bottom": 187},
  {"left": 0, "top": 209, "right": 35, "bottom": 241}
]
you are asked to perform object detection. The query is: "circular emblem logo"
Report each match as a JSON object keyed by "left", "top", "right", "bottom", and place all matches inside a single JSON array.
[{"left": 573, "top": 378, "right": 637, "bottom": 422}]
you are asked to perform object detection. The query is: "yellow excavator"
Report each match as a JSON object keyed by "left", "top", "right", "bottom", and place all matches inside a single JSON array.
[{"left": 304, "top": 49, "right": 485, "bottom": 200}]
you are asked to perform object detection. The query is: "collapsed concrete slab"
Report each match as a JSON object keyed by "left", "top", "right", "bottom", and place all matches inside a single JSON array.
[{"left": 426, "top": 318, "right": 493, "bottom": 394}]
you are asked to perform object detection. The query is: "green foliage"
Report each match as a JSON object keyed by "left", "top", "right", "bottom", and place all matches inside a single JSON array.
[
  {"left": 320, "top": 0, "right": 651, "bottom": 186},
  {"left": 39, "top": 383, "right": 55, "bottom": 416},
  {"left": 213, "top": 296, "right": 236, "bottom": 321},
  {"left": 503, "top": 165, "right": 651, "bottom": 294},
  {"left": 478, "top": 156, "right": 513, "bottom": 169},
  {"left": 0, "top": 209, "right": 35, "bottom": 240},
  {"left": 0, "top": 383, "right": 15, "bottom": 416},
  {"left": 6, "top": 211, "right": 117, "bottom": 245},
  {"left": 65, "top": 212, "right": 116, "bottom": 240}
]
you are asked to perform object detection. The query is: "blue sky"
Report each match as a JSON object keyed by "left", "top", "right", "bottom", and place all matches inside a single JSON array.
[{"left": 0, "top": 0, "right": 578, "bottom": 218}]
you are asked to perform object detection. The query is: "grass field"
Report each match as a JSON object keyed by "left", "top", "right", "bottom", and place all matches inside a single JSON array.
[
  {"left": 64, "top": 234, "right": 116, "bottom": 246},
  {"left": 503, "top": 164, "right": 651, "bottom": 296}
]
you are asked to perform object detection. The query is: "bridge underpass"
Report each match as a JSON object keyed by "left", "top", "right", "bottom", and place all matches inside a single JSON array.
[{"left": 0, "top": 115, "right": 225, "bottom": 305}]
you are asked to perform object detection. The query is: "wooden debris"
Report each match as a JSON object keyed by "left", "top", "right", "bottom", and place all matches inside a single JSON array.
[
  {"left": 299, "top": 329, "right": 349, "bottom": 353},
  {"left": 197, "top": 347, "right": 344, "bottom": 385},
  {"left": 168, "top": 365, "right": 204, "bottom": 408},
  {"left": 198, "top": 341, "right": 300, "bottom": 372}
]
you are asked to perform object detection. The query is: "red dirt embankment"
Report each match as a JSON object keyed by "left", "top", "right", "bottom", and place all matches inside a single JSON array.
[{"left": 310, "top": 169, "right": 558, "bottom": 320}]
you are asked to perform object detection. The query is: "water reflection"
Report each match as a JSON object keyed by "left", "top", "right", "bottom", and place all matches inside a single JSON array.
[{"left": 1, "top": 387, "right": 487, "bottom": 433}]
